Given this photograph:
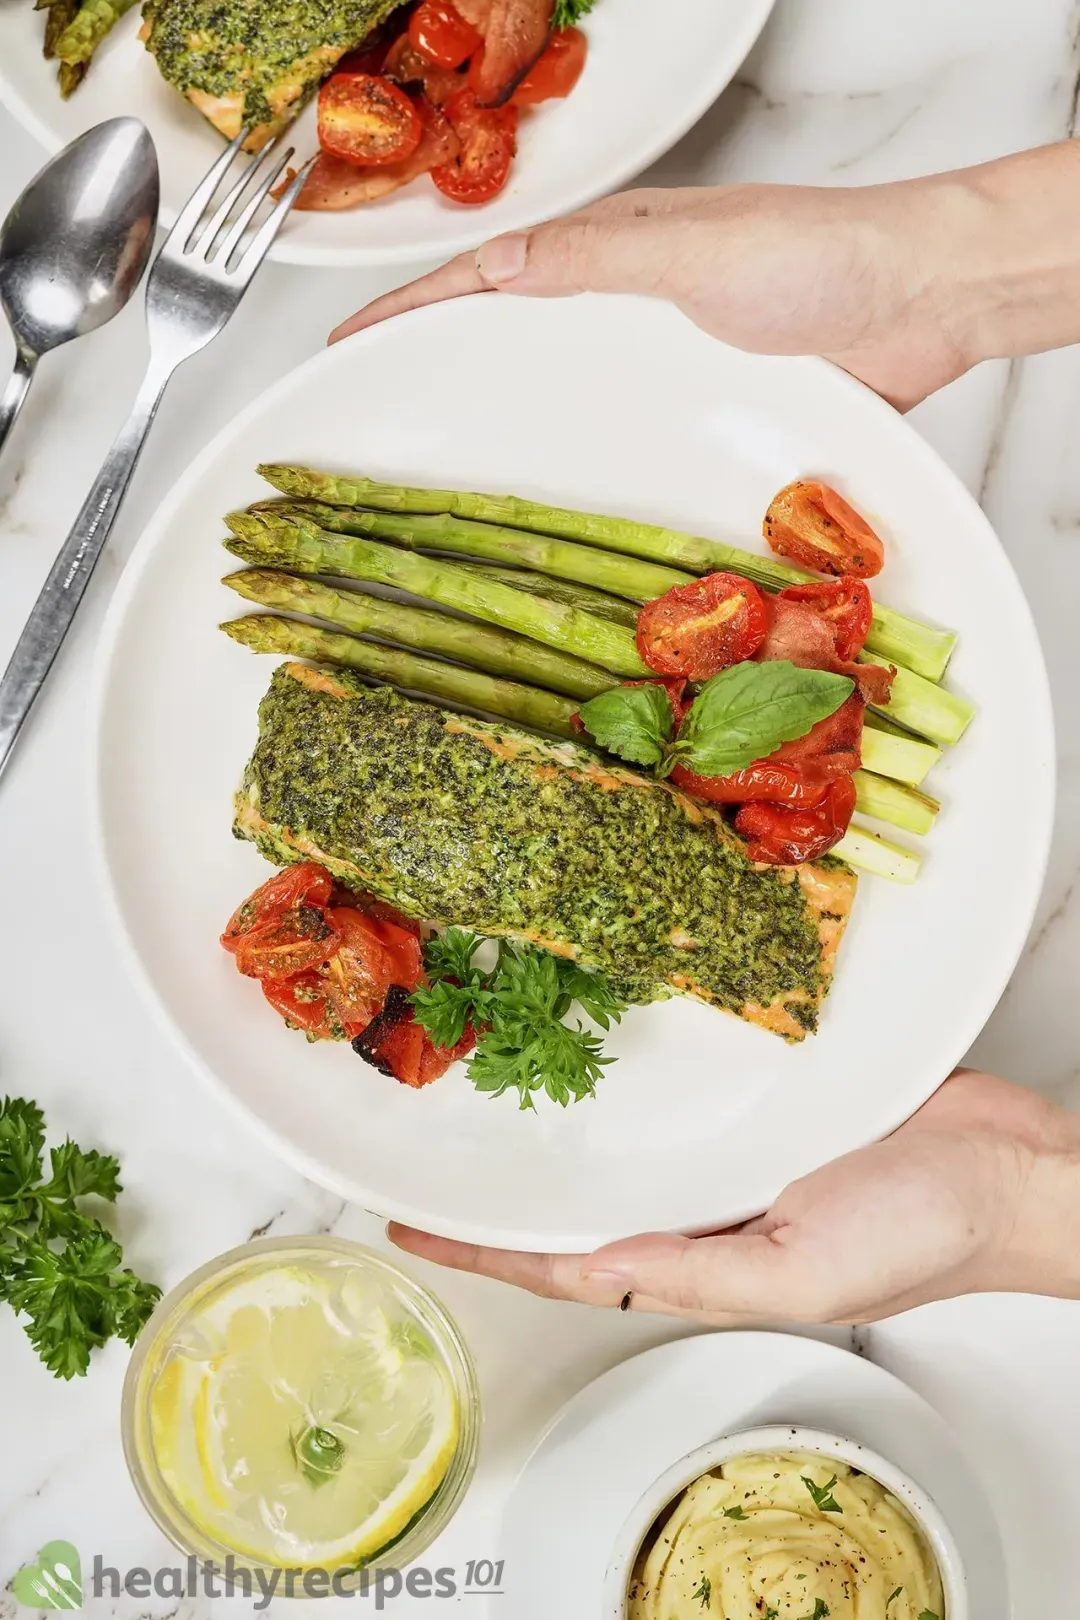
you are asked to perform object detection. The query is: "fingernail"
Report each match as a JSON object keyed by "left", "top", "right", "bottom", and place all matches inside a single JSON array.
[{"left": 477, "top": 234, "right": 528, "bottom": 284}]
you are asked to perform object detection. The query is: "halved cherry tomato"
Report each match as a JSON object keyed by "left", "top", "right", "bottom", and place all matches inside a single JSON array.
[
  {"left": 637, "top": 572, "right": 769, "bottom": 680},
  {"left": 262, "top": 972, "right": 333, "bottom": 1037},
  {"left": 432, "top": 88, "right": 518, "bottom": 203},
  {"left": 322, "top": 907, "right": 424, "bottom": 1036},
  {"left": 318, "top": 73, "right": 423, "bottom": 166},
  {"left": 296, "top": 96, "right": 459, "bottom": 210},
  {"left": 778, "top": 577, "right": 873, "bottom": 662},
  {"left": 512, "top": 27, "right": 587, "bottom": 103},
  {"left": 735, "top": 775, "right": 857, "bottom": 866},
  {"left": 764, "top": 481, "right": 885, "bottom": 579},
  {"left": 221, "top": 863, "right": 339, "bottom": 980},
  {"left": 409, "top": 0, "right": 483, "bottom": 68},
  {"left": 222, "top": 863, "right": 333, "bottom": 943},
  {"left": 384, "top": 34, "right": 465, "bottom": 105},
  {"left": 352, "top": 987, "right": 477, "bottom": 1087},
  {"left": 670, "top": 761, "right": 830, "bottom": 809}
]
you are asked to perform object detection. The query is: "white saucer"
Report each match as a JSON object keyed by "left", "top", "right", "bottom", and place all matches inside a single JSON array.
[{"left": 495, "top": 1331, "right": 1009, "bottom": 1618}]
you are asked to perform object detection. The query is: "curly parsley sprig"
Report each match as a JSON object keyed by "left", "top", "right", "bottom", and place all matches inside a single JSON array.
[
  {"left": 552, "top": 0, "right": 598, "bottom": 28},
  {"left": 0, "top": 1098, "right": 160, "bottom": 1378},
  {"left": 410, "top": 932, "right": 627, "bottom": 1110}
]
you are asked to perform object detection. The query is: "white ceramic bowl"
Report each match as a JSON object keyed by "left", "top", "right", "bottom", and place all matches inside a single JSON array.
[{"left": 603, "top": 1423, "right": 968, "bottom": 1620}]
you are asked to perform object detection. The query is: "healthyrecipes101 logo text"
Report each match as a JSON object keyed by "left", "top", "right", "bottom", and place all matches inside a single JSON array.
[{"left": 10, "top": 1544, "right": 506, "bottom": 1610}]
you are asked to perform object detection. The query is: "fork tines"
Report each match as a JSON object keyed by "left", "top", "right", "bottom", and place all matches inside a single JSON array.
[{"left": 170, "top": 127, "right": 315, "bottom": 276}]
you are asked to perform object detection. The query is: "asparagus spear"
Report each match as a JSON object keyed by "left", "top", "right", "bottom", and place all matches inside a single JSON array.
[
  {"left": 853, "top": 771, "right": 938, "bottom": 836},
  {"left": 257, "top": 464, "right": 957, "bottom": 683},
  {"left": 251, "top": 497, "right": 695, "bottom": 605},
  {"left": 222, "top": 569, "right": 616, "bottom": 702},
  {"left": 455, "top": 563, "right": 641, "bottom": 627},
  {"left": 860, "top": 725, "right": 940, "bottom": 788},
  {"left": 222, "top": 615, "right": 923, "bottom": 879},
  {"left": 42, "top": 0, "right": 77, "bottom": 57},
  {"left": 54, "top": 0, "right": 136, "bottom": 68},
  {"left": 224, "top": 512, "right": 651, "bottom": 680},
  {"left": 222, "top": 616, "right": 583, "bottom": 738},
  {"left": 833, "top": 826, "right": 921, "bottom": 885},
  {"left": 862, "top": 655, "right": 973, "bottom": 747}
]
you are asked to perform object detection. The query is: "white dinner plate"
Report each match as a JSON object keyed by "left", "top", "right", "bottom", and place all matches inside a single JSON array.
[
  {"left": 92, "top": 293, "right": 1053, "bottom": 1252},
  {"left": 496, "top": 1332, "right": 1010, "bottom": 1619},
  {"left": 0, "top": 0, "right": 775, "bottom": 268}
]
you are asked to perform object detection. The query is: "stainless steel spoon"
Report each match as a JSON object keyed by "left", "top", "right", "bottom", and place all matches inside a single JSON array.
[{"left": 0, "top": 118, "right": 160, "bottom": 462}]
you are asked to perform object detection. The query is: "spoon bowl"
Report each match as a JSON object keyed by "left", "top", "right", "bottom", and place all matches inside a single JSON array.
[{"left": 0, "top": 117, "right": 159, "bottom": 457}]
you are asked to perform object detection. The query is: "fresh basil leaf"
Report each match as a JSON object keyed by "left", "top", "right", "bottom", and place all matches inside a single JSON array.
[
  {"left": 578, "top": 684, "right": 673, "bottom": 768},
  {"left": 680, "top": 661, "right": 854, "bottom": 779}
]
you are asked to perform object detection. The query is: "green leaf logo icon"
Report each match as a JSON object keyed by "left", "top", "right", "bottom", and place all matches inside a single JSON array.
[{"left": 10, "top": 1542, "right": 82, "bottom": 1610}]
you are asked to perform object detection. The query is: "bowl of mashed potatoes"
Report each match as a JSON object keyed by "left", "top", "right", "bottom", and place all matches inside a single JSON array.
[{"left": 603, "top": 1425, "right": 967, "bottom": 1620}]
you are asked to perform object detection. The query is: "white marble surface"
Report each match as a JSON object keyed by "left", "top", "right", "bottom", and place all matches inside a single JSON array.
[{"left": 1, "top": 0, "right": 1079, "bottom": 1614}]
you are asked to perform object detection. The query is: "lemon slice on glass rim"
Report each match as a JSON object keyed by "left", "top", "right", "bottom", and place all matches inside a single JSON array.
[{"left": 125, "top": 1240, "right": 478, "bottom": 1576}]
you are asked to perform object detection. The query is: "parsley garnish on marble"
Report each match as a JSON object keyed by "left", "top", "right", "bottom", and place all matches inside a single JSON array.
[{"left": 0, "top": 1096, "right": 159, "bottom": 1377}]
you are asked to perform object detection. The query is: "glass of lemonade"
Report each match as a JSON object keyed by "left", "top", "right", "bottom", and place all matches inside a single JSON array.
[{"left": 122, "top": 1236, "right": 480, "bottom": 1581}]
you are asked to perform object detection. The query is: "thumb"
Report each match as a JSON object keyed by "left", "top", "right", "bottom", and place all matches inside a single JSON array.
[
  {"left": 581, "top": 1229, "right": 823, "bottom": 1320},
  {"left": 476, "top": 212, "right": 692, "bottom": 299}
]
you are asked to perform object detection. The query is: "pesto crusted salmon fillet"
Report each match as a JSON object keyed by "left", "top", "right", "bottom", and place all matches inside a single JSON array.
[
  {"left": 140, "top": 0, "right": 406, "bottom": 148},
  {"left": 233, "top": 665, "right": 857, "bottom": 1041}
]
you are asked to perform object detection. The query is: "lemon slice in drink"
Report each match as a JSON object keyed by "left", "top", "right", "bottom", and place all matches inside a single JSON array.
[{"left": 147, "top": 1262, "right": 460, "bottom": 1570}]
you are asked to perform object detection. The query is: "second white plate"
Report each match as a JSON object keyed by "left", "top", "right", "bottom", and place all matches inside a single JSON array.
[
  {"left": 0, "top": 0, "right": 775, "bottom": 268},
  {"left": 497, "top": 1332, "right": 1010, "bottom": 1620},
  {"left": 92, "top": 293, "right": 1053, "bottom": 1252}
]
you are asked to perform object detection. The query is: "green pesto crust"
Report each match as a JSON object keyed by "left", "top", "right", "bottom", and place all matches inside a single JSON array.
[{"left": 234, "top": 665, "right": 857, "bottom": 1039}]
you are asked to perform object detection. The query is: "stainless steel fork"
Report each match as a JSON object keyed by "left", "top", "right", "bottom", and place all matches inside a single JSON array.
[{"left": 0, "top": 129, "right": 315, "bottom": 784}]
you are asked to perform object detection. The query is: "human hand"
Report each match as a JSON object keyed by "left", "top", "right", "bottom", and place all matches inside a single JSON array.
[
  {"left": 330, "top": 178, "right": 981, "bottom": 409},
  {"left": 389, "top": 1071, "right": 1080, "bottom": 1325}
]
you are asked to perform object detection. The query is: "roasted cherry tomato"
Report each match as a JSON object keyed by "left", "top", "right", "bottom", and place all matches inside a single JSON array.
[
  {"left": 764, "top": 481, "right": 885, "bottom": 579},
  {"left": 352, "top": 987, "right": 477, "bottom": 1087},
  {"left": 318, "top": 72, "right": 423, "bottom": 166},
  {"left": 322, "top": 907, "right": 424, "bottom": 1035},
  {"left": 409, "top": 0, "right": 483, "bottom": 68},
  {"left": 432, "top": 88, "right": 518, "bottom": 203},
  {"left": 769, "top": 692, "right": 865, "bottom": 779},
  {"left": 262, "top": 971, "right": 333, "bottom": 1037},
  {"left": 468, "top": 0, "right": 551, "bottom": 105},
  {"left": 383, "top": 33, "right": 465, "bottom": 104},
  {"left": 778, "top": 576, "right": 873, "bottom": 661},
  {"left": 221, "top": 863, "right": 338, "bottom": 980},
  {"left": 637, "top": 572, "right": 769, "bottom": 680},
  {"left": 222, "top": 863, "right": 333, "bottom": 941},
  {"left": 511, "top": 26, "right": 587, "bottom": 103},
  {"left": 670, "top": 761, "right": 830, "bottom": 809},
  {"left": 735, "top": 775, "right": 857, "bottom": 866}
]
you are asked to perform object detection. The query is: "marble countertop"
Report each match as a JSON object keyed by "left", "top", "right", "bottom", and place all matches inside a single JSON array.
[{"left": 1, "top": 0, "right": 1079, "bottom": 1614}]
